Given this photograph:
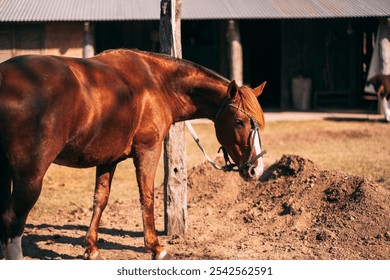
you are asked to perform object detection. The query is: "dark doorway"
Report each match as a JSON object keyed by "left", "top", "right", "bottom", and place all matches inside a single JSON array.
[
  {"left": 241, "top": 20, "right": 281, "bottom": 109},
  {"left": 182, "top": 20, "right": 227, "bottom": 77},
  {"left": 95, "top": 21, "right": 160, "bottom": 54}
]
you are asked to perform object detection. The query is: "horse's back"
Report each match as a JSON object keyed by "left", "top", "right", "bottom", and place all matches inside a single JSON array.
[
  {"left": 0, "top": 55, "right": 91, "bottom": 111},
  {"left": 0, "top": 54, "right": 141, "bottom": 168}
]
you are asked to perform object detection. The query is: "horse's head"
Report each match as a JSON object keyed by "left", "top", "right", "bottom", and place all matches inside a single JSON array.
[{"left": 214, "top": 80, "right": 266, "bottom": 181}]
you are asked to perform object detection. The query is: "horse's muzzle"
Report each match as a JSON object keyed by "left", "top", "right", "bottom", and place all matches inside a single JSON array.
[
  {"left": 248, "top": 165, "right": 258, "bottom": 178},
  {"left": 240, "top": 161, "right": 264, "bottom": 181}
]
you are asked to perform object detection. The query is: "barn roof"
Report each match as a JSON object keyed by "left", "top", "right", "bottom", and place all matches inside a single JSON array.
[{"left": 0, "top": 0, "right": 389, "bottom": 22}]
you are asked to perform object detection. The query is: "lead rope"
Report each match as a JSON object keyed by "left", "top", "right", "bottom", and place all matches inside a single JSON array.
[
  {"left": 185, "top": 103, "right": 267, "bottom": 172},
  {"left": 185, "top": 121, "right": 234, "bottom": 171}
]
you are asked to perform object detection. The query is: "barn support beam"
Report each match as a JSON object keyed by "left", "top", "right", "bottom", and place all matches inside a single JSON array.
[
  {"left": 83, "top": 22, "right": 95, "bottom": 58},
  {"left": 227, "top": 20, "right": 243, "bottom": 86}
]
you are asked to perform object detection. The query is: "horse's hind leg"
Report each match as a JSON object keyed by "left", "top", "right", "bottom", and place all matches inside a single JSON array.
[
  {"left": 1, "top": 171, "right": 44, "bottom": 259},
  {"left": 84, "top": 163, "right": 117, "bottom": 260},
  {"left": 0, "top": 158, "right": 12, "bottom": 258},
  {"left": 0, "top": 140, "right": 55, "bottom": 260}
]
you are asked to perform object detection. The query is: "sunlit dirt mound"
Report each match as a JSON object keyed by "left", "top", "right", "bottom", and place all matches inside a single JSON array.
[{"left": 183, "top": 154, "right": 390, "bottom": 259}]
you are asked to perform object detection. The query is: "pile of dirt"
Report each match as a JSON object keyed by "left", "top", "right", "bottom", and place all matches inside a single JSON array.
[{"left": 177, "top": 154, "right": 390, "bottom": 259}]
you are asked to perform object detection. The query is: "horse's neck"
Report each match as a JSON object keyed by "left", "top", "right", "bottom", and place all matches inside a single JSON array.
[
  {"left": 110, "top": 50, "right": 229, "bottom": 123},
  {"left": 165, "top": 64, "right": 229, "bottom": 123},
  {"left": 138, "top": 52, "right": 229, "bottom": 122}
]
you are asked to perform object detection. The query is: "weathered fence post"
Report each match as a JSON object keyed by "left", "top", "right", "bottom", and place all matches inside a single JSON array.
[
  {"left": 227, "top": 20, "right": 243, "bottom": 86},
  {"left": 160, "top": 0, "right": 187, "bottom": 235}
]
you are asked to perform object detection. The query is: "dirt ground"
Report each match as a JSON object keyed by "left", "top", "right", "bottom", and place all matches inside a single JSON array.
[{"left": 7, "top": 153, "right": 389, "bottom": 260}]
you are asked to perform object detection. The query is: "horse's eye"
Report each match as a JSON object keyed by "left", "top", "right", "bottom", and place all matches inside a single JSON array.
[{"left": 235, "top": 119, "right": 244, "bottom": 127}]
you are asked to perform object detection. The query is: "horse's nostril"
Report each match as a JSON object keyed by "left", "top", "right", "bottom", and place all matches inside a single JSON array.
[{"left": 248, "top": 165, "right": 256, "bottom": 178}]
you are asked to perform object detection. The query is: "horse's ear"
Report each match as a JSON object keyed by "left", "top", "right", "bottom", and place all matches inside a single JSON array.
[
  {"left": 253, "top": 81, "right": 267, "bottom": 97},
  {"left": 227, "top": 80, "right": 239, "bottom": 101}
]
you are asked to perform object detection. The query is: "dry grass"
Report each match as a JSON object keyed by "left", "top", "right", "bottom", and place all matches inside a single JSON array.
[
  {"left": 35, "top": 119, "right": 390, "bottom": 215},
  {"left": 261, "top": 119, "right": 390, "bottom": 186}
]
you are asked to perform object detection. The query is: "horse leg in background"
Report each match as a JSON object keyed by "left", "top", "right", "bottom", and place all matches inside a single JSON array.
[
  {"left": 134, "top": 144, "right": 170, "bottom": 260},
  {"left": 84, "top": 163, "right": 117, "bottom": 260},
  {"left": 382, "top": 97, "right": 390, "bottom": 122}
]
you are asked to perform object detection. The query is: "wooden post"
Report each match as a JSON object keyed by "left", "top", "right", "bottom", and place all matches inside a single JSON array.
[
  {"left": 83, "top": 22, "right": 95, "bottom": 58},
  {"left": 160, "top": 0, "right": 187, "bottom": 235},
  {"left": 227, "top": 20, "right": 243, "bottom": 86}
]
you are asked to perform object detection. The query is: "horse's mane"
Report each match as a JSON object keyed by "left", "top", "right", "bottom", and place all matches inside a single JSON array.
[
  {"left": 98, "top": 48, "right": 229, "bottom": 82},
  {"left": 136, "top": 49, "right": 230, "bottom": 83}
]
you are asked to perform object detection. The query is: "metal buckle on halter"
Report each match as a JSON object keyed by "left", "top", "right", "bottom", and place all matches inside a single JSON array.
[{"left": 218, "top": 146, "right": 237, "bottom": 172}]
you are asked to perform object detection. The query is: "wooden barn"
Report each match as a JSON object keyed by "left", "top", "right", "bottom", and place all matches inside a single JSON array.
[{"left": 0, "top": 0, "right": 389, "bottom": 110}]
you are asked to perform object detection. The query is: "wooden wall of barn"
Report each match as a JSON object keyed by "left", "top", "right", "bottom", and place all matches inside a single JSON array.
[
  {"left": 45, "top": 22, "right": 84, "bottom": 57},
  {"left": 0, "top": 22, "right": 84, "bottom": 63}
]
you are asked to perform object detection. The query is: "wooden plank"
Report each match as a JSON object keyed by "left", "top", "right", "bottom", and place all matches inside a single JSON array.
[{"left": 159, "top": 0, "right": 187, "bottom": 235}]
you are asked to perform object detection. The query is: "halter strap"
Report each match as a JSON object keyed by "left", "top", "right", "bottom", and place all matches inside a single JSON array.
[
  {"left": 213, "top": 97, "right": 230, "bottom": 124},
  {"left": 186, "top": 99, "right": 266, "bottom": 173}
]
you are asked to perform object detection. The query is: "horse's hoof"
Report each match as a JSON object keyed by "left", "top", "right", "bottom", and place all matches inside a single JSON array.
[
  {"left": 83, "top": 250, "right": 102, "bottom": 260},
  {"left": 153, "top": 249, "right": 172, "bottom": 260}
]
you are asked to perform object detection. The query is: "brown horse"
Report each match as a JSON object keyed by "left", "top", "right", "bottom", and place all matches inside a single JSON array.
[
  {"left": 0, "top": 49, "right": 266, "bottom": 260},
  {"left": 367, "top": 74, "right": 390, "bottom": 122}
]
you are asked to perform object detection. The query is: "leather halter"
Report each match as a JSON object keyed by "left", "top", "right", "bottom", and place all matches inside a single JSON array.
[{"left": 214, "top": 100, "right": 267, "bottom": 173}]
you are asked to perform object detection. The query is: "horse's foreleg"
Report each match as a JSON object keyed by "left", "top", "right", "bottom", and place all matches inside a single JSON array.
[
  {"left": 83, "top": 163, "right": 117, "bottom": 260},
  {"left": 134, "top": 145, "right": 170, "bottom": 260}
]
